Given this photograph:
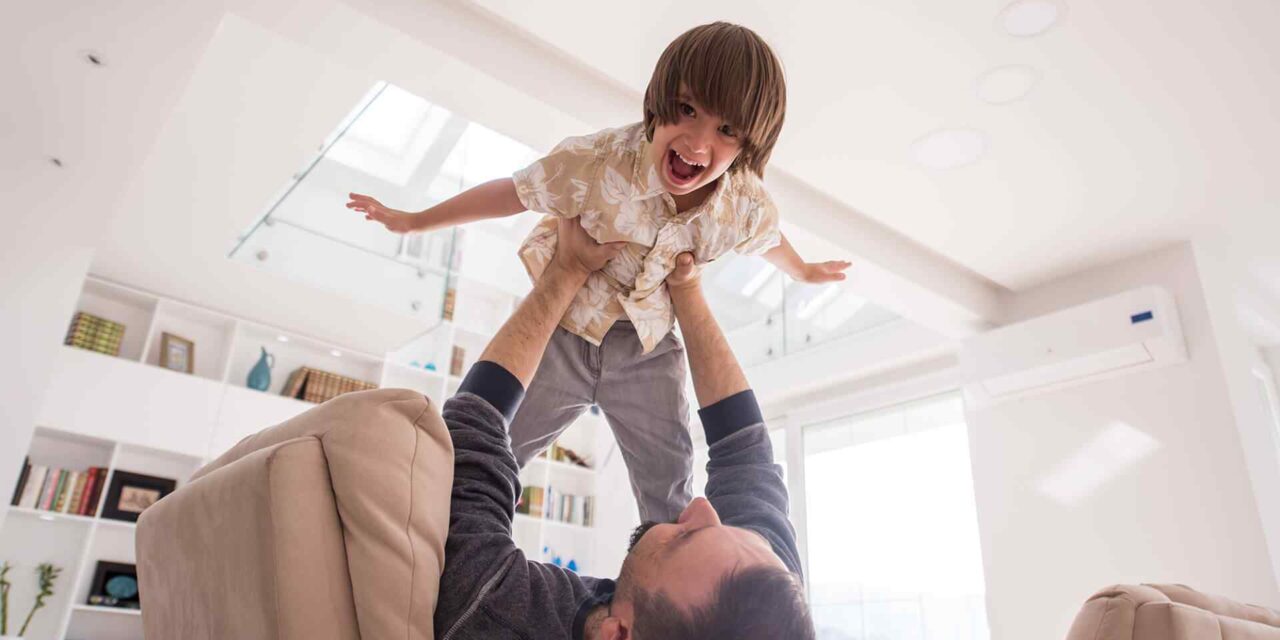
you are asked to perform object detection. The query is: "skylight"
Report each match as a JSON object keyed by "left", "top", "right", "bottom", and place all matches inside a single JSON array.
[{"left": 229, "top": 82, "right": 541, "bottom": 322}]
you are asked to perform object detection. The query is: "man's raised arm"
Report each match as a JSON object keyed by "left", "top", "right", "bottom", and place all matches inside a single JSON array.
[
  {"left": 666, "top": 254, "right": 750, "bottom": 409},
  {"left": 666, "top": 252, "right": 805, "bottom": 577}
]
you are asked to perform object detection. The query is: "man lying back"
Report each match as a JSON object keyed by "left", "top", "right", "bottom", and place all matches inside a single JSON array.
[{"left": 436, "top": 217, "right": 814, "bottom": 639}]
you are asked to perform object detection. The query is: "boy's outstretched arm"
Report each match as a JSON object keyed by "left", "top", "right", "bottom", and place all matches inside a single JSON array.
[
  {"left": 347, "top": 177, "right": 525, "bottom": 234},
  {"left": 762, "top": 232, "right": 852, "bottom": 284}
]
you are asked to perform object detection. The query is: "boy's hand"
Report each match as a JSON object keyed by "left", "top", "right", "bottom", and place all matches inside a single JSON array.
[
  {"left": 799, "top": 260, "right": 852, "bottom": 284},
  {"left": 347, "top": 193, "right": 418, "bottom": 234},
  {"left": 666, "top": 253, "right": 702, "bottom": 294},
  {"left": 552, "top": 217, "right": 625, "bottom": 278}
]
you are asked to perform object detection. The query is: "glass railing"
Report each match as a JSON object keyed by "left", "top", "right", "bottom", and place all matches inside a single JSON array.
[
  {"left": 701, "top": 258, "right": 901, "bottom": 368},
  {"left": 230, "top": 82, "right": 540, "bottom": 328}
]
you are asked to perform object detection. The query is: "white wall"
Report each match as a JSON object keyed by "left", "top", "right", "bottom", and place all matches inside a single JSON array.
[
  {"left": 0, "top": 245, "right": 93, "bottom": 528},
  {"left": 1192, "top": 227, "right": 1280, "bottom": 586},
  {"left": 965, "top": 243, "right": 1280, "bottom": 640}
]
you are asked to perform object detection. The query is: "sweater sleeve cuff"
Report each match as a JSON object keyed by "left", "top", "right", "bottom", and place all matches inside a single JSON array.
[
  {"left": 698, "top": 389, "right": 764, "bottom": 446},
  {"left": 457, "top": 361, "right": 526, "bottom": 422}
]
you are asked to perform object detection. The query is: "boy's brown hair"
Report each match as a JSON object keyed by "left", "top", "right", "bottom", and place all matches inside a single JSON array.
[{"left": 643, "top": 22, "right": 787, "bottom": 177}]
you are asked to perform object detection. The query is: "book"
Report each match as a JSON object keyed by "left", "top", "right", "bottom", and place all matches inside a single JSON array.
[
  {"left": 18, "top": 465, "right": 47, "bottom": 509},
  {"left": 68, "top": 472, "right": 89, "bottom": 515},
  {"left": 450, "top": 346, "right": 465, "bottom": 377},
  {"left": 42, "top": 470, "right": 64, "bottom": 511},
  {"left": 38, "top": 470, "right": 54, "bottom": 510},
  {"left": 31, "top": 467, "right": 54, "bottom": 510},
  {"left": 76, "top": 468, "right": 93, "bottom": 515},
  {"left": 55, "top": 471, "right": 79, "bottom": 513},
  {"left": 10, "top": 456, "right": 31, "bottom": 506},
  {"left": 282, "top": 368, "right": 306, "bottom": 399},
  {"left": 82, "top": 468, "right": 106, "bottom": 516},
  {"left": 530, "top": 486, "right": 545, "bottom": 518}
]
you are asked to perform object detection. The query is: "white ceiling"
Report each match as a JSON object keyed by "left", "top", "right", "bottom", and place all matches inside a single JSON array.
[
  {"left": 3, "top": 0, "right": 1277, "bottom": 355},
  {"left": 468, "top": 0, "right": 1280, "bottom": 290}
]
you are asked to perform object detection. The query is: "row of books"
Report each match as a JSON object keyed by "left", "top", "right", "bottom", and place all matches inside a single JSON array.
[
  {"left": 9, "top": 457, "right": 109, "bottom": 516},
  {"left": 516, "top": 486, "right": 595, "bottom": 527},
  {"left": 281, "top": 367, "right": 377, "bottom": 404},
  {"left": 65, "top": 311, "right": 125, "bottom": 357}
]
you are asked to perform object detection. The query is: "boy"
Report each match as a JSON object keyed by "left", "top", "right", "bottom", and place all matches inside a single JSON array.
[{"left": 348, "top": 22, "right": 849, "bottom": 522}]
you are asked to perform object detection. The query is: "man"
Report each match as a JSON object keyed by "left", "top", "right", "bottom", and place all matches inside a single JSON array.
[{"left": 435, "top": 217, "right": 815, "bottom": 639}]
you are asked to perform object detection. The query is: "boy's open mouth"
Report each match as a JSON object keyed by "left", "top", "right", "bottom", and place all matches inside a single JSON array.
[{"left": 666, "top": 149, "right": 706, "bottom": 187}]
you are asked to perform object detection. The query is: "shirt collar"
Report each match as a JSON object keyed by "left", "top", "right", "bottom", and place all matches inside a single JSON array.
[{"left": 633, "top": 135, "right": 667, "bottom": 200}]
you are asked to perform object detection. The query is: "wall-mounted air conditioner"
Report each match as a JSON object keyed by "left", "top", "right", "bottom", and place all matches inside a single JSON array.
[{"left": 961, "top": 286, "right": 1187, "bottom": 405}]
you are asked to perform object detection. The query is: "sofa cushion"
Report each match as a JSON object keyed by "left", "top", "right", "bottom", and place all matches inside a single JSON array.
[
  {"left": 195, "top": 388, "right": 454, "bottom": 639},
  {"left": 139, "top": 436, "right": 359, "bottom": 639}
]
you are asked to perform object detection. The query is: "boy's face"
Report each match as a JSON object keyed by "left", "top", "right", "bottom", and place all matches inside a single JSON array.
[{"left": 649, "top": 91, "right": 743, "bottom": 198}]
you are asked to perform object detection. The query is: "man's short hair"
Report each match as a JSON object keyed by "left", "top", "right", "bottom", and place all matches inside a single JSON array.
[
  {"left": 631, "top": 565, "right": 815, "bottom": 639},
  {"left": 643, "top": 21, "right": 787, "bottom": 178}
]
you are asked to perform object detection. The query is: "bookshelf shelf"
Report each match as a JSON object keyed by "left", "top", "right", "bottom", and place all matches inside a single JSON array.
[
  {"left": 71, "top": 604, "right": 142, "bottom": 617},
  {"left": 514, "top": 513, "right": 592, "bottom": 531},
  {"left": 528, "top": 457, "right": 595, "bottom": 476},
  {"left": 94, "top": 517, "right": 138, "bottom": 531},
  {"left": 9, "top": 506, "right": 96, "bottom": 525}
]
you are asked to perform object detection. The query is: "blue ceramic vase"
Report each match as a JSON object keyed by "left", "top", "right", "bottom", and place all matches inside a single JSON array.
[{"left": 247, "top": 347, "right": 275, "bottom": 391}]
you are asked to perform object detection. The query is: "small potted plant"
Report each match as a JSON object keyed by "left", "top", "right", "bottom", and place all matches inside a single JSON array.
[{"left": 0, "top": 561, "right": 62, "bottom": 639}]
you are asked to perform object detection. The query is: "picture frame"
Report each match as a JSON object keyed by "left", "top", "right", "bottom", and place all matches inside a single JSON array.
[
  {"left": 101, "top": 470, "right": 176, "bottom": 523},
  {"left": 159, "top": 331, "right": 194, "bottom": 374},
  {"left": 87, "top": 561, "right": 140, "bottom": 609}
]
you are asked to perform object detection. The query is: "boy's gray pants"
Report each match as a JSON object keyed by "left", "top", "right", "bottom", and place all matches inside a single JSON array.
[{"left": 508, "top": 321, "right": 693, "bottom": 523}]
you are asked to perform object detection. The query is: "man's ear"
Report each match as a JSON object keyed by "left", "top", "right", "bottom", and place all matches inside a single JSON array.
[{"left": 599, "top": 615, "right": 631, "bottom": 640}]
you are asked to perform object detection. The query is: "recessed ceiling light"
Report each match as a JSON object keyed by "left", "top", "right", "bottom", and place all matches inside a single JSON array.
[
  {"left": 330, "top": 349, "right": 342, "bottom": 357},
  {"left": 276, "top": 335, "right": 290, "bottom": 343},
  {"left": 999, "top": 0, "right": 1064, "bottom": 37},
  {"left": 910, "top": 129, "right": 987, "bottom": 170},
  {"left": 80, "top": 50, "right": 106, "bottom": 66},
  {"left": 976, "top": 65, "right": 1041, "bottom": 104}
]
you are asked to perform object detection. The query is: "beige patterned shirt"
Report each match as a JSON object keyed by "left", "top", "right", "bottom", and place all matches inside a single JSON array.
[{"left": 512, "top": 123, "right": 781, "bottom": 353}]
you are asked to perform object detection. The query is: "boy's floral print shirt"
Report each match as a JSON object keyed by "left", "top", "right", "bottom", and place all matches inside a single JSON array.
[{"left": 512, "top": 123, "right": 782, "bottom": 353}]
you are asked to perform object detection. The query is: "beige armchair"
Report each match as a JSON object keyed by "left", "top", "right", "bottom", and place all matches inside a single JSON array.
[
  {"left": 136, "top": 389, "right": 454, "bottom": 639},
  {"left": 1067, "top": 583, "right": 1280, "bottom": 639}
]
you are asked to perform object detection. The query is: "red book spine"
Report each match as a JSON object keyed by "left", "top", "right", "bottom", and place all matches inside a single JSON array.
[
  {"left": 78, "top": 468, "right": 100, "bottom": 515},
  {"left": 87, "top": 468, "right": 106, "bottom": 516}
]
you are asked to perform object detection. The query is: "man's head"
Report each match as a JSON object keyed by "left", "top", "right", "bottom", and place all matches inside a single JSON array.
[
  {"left": 643, "top": 21, "right": 787, "bottom": 196},
  {"left": 597, "top": 497, "right": 815, "bottom": 639}
]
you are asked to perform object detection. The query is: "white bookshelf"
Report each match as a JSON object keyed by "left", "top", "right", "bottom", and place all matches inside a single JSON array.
[
  {"left": 4, "top": 273, "right": 603, "bottom": 638},
  {"left": 3, "top": 427, "right": 204, "bottom": 640},
  {"left": 515, "top": 409, "right": 604, "bottom": 574}
]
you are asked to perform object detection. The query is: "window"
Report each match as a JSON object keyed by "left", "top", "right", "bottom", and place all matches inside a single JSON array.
[{"left": 803, "top": 394, "right": 989, "bottom": 640}]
